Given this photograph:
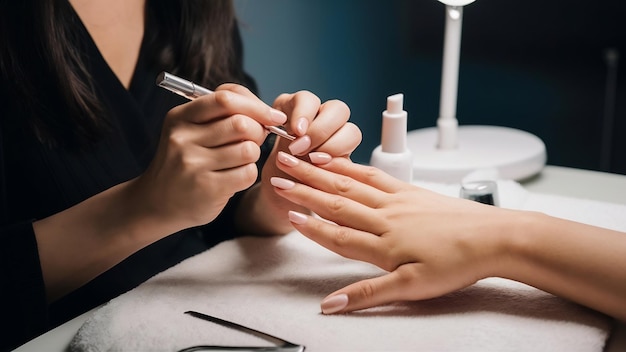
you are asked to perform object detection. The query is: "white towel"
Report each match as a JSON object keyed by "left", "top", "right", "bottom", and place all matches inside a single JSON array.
[{"left": 70, "top": 181, "right": 624, "bottom": 352}]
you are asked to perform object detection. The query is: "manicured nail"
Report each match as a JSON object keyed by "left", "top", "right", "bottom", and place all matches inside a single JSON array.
[
  {"left": 321, "top": 294, "right": 348, "bottom": 314},
  {"left": 308, "top": 152, "right": 332, "bottom": 165},
  {"left": 270, "top": 177, "right": 295, "bottom": 190},
  {"left": 288, "top": 210, "right": 308, "bottom": 225},
  {"left": 288, "top": 135, "right": 311, "bottom": 155},
  {"left": 270, "top": 108, "right": 288, "bottom": 124},
  {"left": 296, "top": 117, "right": 309, "bottom": 135},
  {"left": 277, "top": 151, "right": 299, "bottom": 167}
]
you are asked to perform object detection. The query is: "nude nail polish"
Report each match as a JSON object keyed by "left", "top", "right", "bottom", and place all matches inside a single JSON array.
[
  {"left": 288, "top": 135, "right": 311, "bottom": 155},
  {"left": 308, "top": 152, "right": 332, "bottom": 165},
  {"left": 321, "top": 294, "right": 348, "bottom": 314},
  {"left": 296, "top": 117, "right": 309, "bottom": 135},
  {"left": 277, "top": 151, "right": 299, "bottom": 167},
  {"left": 270, "top": 177, "right": 295, "bottom": 190},
  {"left": 288, "top": 210, "right": 307, "bottom": 225}
]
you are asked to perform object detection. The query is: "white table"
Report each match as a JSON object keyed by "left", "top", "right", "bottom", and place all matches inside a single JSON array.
[{"left": 13, "top": 165, "right": 626, "bottom": 352}]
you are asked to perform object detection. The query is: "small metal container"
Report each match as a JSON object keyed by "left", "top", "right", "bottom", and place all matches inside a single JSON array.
[{"left": 460, "top": 180, "right": 499, "bottom": 206}]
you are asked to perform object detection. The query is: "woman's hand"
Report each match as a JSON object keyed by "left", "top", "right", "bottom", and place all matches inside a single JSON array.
[
  {"left": 270, "top": 154, "right": 626, "bottom": 320},
  {"left": 238, "top": 91, "right": 362, "bottom": 236},
  {"left": 128, "top": 83, "right": 287, "bottom": 237},
  {"left": 270, "top": 153, "right": 513, "bottom": 314},
  {"left": 35, "top": 83, "right": 287, "bottom": 300}
]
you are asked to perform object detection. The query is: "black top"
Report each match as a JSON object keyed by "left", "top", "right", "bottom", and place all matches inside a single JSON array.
[{"left": 0, "top": 10, "right": 266, "bottom": 351}]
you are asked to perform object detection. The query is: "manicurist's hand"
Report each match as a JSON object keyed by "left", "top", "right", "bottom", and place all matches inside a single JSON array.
[
  {"left": 238, "top": 91, "right": 362, "bottom": 236},
  {"left": 269, "top": 154, "right": 626, "bottom": 320},
  {"left": 35, "top": 83, "right": 285, "bottom": 301},
  {"left": 129, "top": 83, "right": 288, "bottom": 235}
]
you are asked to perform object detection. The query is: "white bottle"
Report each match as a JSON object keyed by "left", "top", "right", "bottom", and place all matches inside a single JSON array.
[{"left": 370, "top": 93, "right": 413, "bottom": 182}]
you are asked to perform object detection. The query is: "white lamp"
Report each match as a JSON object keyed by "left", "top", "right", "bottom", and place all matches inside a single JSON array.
[{"left": 406, "top": 0, "right": 547, "bottom": 183}]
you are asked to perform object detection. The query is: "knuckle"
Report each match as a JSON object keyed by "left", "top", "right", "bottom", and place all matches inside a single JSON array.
[
  {"left": 379, "top": 248, "right": 398, "bottom": 272},
  {"left": 357, "top": 281, "right": 377, "bottom": 300},
  {"left": 241, "top": 163, "right": 258, "bottom": 187},
  {"left": 333, "top": 176, "right": 353, "bottom": 195},
  {"left": 329, "top": 99, "right": 351, "bottom": 115},
  {"left": 345, "top": 122, "right": 362, "bottom": 143},
  {"left": 226, "top": 83, "right": 251, "bottom": 95},
  {"left": 331, "top": 225, "right": 351, "bottom": 248},
  {"left": 240, "top": 141, "right": 260, "bottom": 163},
  {"left": 230, "top": 114, "right": 249, "bottom": 135},
  {"left": 213, "top": 90, "right": 235, "bottom": 108},
  {"left": 274, "top": 93, "right": 295, "bottom": 111},
  {"left": 298, "top": 161, "right": 317, "bottom": 180},
  {"left": 326, "top": 196, "right": 346, "bottom": 214},
  {"left": 362, "top": 165, "right": 381, "bottom": 182},
  {"left": 310, "top": 93, "right": 322, "bottom": 106},
  {"left": 167, "top": 129, "right": 188, "bottom": 149},
  {"left": 274, "top": 92, "right": 292, "bottom": 103},
  {"left": 296, "top": 90, "right": 320, "bottom": 103},
  {"left": 395, "top": 265, "right": 420, "bottom": 287}
]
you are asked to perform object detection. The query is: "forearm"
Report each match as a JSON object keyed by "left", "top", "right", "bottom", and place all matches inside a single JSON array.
[
  {"left": 502, "top": 211, "right": 626, "bottom": 320},
  {"left": 33, "top": 178, "right": 178, "bottom": 302}
]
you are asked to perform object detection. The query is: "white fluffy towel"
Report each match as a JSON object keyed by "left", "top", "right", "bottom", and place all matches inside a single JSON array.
[{"left": 70, "top": 181, "right": 624, "bottom": 351}]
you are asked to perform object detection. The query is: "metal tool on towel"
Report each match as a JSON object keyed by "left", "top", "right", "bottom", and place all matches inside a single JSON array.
[{"left": 177, "top": 310, "right": 305, "bottom": 352}]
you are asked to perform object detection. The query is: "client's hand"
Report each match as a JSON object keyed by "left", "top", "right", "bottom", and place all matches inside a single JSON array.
[
  {"left": 247, "top": 91, "right": 362, "bottom": 236},
  {"left": 270, "top": 152, "right": 515, "bottom": 314}
]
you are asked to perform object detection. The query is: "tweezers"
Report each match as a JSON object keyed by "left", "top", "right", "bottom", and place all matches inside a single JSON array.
[
  {"left": 178, "top": 310, "right": 305, "bottom": 352},
  {"left": 156, "top": 71, "right": 296, "bottom": 141}
]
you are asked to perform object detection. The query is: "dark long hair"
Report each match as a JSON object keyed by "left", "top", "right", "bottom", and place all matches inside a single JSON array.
[{"left": 0, "top": 0, "right": 241, "bottom": 148}]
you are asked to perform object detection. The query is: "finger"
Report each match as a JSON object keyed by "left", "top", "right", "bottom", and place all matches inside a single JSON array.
[
  {"left": 168, "top": 115, "right": 268, "bottom": 150},
  {"left": 286, "top": 99, "right": 351, "bottom": 156},
  {"left": 305, "top": 99, "right": 351, "bottom": 147},
  {"left": 286, "top": 210, "right": 390, "bottom": 269},
  {"left": 176, "top": 86, "right": 287, "bottom": 126},
  {"left": 217, "top": 83, "right": 259, "bottom": 99},
  {"left": 275, "top": 152, "right": 389, "bottom": 209},
  {"left": 320, "top": 264, "right": 423, "bottom": 314},
  {"left": 316, "top": 157, "right": 407, "bottom": 194},
  {"left": 201, "top": 114, "right": 268, "bottom": 147},
  {"left": 275, "top": 177, "right": 387, "bottom": 234},
  {"left": 274, "top": 90, "right": 321, "bottom": 137},
  {"left": 209, "top": 162, "right": 259, "bottom": 197},
  {"left": 312, "top": 122, "right": 362, "bottom": 157},
  {"left": 201, "top": 141, "right": 261, "bottom": 171}
]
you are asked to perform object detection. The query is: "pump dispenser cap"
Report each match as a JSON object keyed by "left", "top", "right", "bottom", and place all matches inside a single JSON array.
[{"left": 381, "top": 93, "right": 408, "bottom": 153}]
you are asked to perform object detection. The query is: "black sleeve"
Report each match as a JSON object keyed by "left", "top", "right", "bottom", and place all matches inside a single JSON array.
[
  {"left": 0, "top": 121, "right": 49, "bottom": 351},
  {"left": 0, "top": 221, "right": 49, "bottom": 352}
]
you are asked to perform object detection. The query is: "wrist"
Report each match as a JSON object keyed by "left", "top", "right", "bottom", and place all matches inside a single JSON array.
[
  {"left": 493, "top": 209, "right": 545, "bottom": 281},
  {"left": 118, "top": 177, "right": 189, "bottom": 245}
]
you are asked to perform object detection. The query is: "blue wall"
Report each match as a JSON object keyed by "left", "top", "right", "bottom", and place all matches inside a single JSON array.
[
  {"left": 234, "top": 0, "right": 626, "bottom": 173},
  {"left": 234, "top": 0, "right": 419, "bottom": 165}
]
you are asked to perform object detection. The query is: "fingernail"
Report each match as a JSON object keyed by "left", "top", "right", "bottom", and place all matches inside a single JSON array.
[
  {"left": 270, "top": 177, "right": 295, "bottom": 190},
  {"left": 288, "top": 210, "right": 308, "bottom": 225},
  {"left": 270, "top": 108, "right": 288, "bottom": 124},
  {"left": 321, "top": 294, "right": 348, "bottom": 314},
  {"left": 288, "top": 135, "right": 311, "bottom": 155},
  {"left": 296, "top": 117, "right": 309, "bottom": 135},
  {"left": 309, "top": 152, "right": 332, "bottom": 165},
  {"left": 277, "top": 151, "right": 299, "bottom": 167}
]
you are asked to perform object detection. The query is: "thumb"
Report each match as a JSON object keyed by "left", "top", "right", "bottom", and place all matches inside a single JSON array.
[{"left": 320, "top": 268, "right": 416, "bottom": 314}]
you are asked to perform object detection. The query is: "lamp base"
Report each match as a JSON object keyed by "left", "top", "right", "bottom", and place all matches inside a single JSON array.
[{"left": 406, "top": 125, "right": 547, "bottom": 183}]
